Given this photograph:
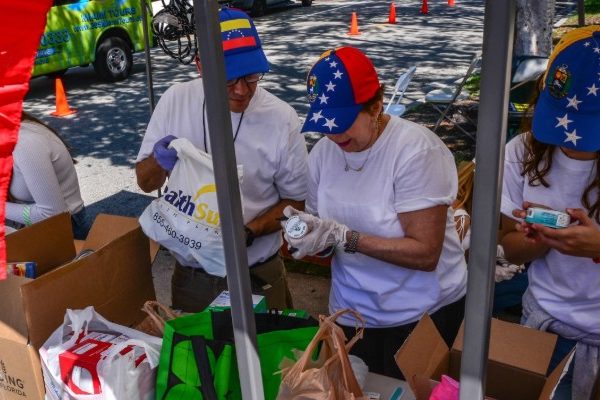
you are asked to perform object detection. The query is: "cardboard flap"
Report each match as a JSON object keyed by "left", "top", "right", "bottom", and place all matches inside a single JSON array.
[
  {"left": 21, "top": 226, "right": 156, "bottom": 350},
  {"left": 0, "top": 276, "right": 30, "bottom": 343},
  {"left": 0, "top": 337, "right": 45, "bottom": 399},
  {"left": 452, "top": 318, "right": 556, "bottom": 376},
  {"left": 81, "top": 214, "right": 141, "bottom": 251},
  {"left": 539, "top": 349, "right": 575, "bottom": 400},
  {"left": 395, "top": 314, "right": 450, "bottom": 392},
  {"left": 149, "top": 238, "right": 160, "bottom": 263},
  {"left": 6, "top": 213, "right": 75, "bottom": 276}
]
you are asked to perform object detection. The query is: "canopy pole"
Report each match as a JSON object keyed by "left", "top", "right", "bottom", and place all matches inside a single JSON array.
[
  {"left": 193, "top": 1, "right": 265, "bottom": 399},
  {"left": 459, "top": 0, "right": 515, "bottom": 398},
  {"left": 141, "top": 0, "right": 155, "bottom": 113}
]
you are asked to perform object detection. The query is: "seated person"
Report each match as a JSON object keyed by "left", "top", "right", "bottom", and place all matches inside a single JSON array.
[{"left": 6, "top": 112, "right": 88, "bottom": 239}]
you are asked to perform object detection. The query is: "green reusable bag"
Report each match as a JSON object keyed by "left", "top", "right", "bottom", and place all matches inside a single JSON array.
[
  {"left": 156, "top": 311, "right": 235, "bottom": 400},
  {"left": 156, "top": 309, "right": 318, "bottom": 400}
]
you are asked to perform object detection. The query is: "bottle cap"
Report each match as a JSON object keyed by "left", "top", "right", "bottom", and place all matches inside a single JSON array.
[{"left": 285, "top": 215, "right": 308, "bottom": 239}]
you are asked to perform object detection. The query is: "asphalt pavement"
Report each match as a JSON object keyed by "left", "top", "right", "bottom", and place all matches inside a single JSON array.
[
  {"left": 21, "top": 0, "right": 579, "bottom": 314},
  {"left": 23, "top": 0, "right": 486, "bottom": 312},
  {"left": 24, "top": 0, "right": 486, "bottom": 220}
]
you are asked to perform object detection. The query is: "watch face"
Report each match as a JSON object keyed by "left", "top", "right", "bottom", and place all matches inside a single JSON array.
[{"left": 285, "top": 215, "right": 308, "bottom": 239}]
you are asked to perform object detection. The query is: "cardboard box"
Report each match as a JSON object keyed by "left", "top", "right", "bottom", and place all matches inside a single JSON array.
[
  {"left": 0, "top": 213, "right": 156, "bottom": 400},
  {"left": 206, "top": 290, "right": 267, "bottom": 313},
  {"left": 395, "top": 314, "right": 571, "bottom": 400}
]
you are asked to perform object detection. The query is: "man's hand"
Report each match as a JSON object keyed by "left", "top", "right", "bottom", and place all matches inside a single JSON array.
[
  {"left": 153, "top": 135, "right": 178, "bottom": 172},
  {"left": 281, "top": 206, "right": 348, "bottom": 259},
  {"left": 528, "top": 208, "right": 600, "bottom": 259}
]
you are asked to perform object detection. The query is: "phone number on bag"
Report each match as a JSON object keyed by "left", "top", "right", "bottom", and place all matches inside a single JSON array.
[{"left": 153, "top": 212, "right": 201, "bottom": 249}]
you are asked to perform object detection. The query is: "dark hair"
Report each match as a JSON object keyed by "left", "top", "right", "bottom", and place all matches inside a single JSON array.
[
  {"left": 520, "top": 78, "right": 600, "bottom": 223},
  {"left": 21, "top": 111, "right": 77, "bottom": 162},
  {"left": 361, "top": 84, "right": 386, "bottom": 114}
]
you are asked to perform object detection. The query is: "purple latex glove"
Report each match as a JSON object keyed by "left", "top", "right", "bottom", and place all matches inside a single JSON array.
[{"left": 153, "top": 135, "right": 178, "bottom": 172}]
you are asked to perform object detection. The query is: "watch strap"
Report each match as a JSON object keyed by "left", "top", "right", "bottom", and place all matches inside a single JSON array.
[
  {"left": 244, "top": 226, "right": 255, "bottom": 247},
  {"left": 344, "top": 230, "right": 360, "bottom": 254}
]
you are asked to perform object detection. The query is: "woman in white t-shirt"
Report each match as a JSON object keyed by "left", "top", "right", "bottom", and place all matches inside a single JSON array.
[
  {"left": 500, "top": 27, "right": 600, "bottom": 400},
  {"left": 282, "top": 47, "right": 467, "bottom": 378},
  {"left": 6, "top": 112, "right": 87, "bottom": 239}
]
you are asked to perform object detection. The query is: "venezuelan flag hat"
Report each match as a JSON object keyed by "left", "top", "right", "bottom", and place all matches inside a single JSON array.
[
  {"left": 532, "top": 26, "right": 600, "bottom": 151},
  {"left": 301, "top": 47, "right": 381, "bottom": 134},
  {"left": 219, "top": 8, "right": 269, "bottom": 81}
]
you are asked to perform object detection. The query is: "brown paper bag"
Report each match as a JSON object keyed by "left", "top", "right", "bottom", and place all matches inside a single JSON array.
[
  {"left": 277, "top": 309, "right": 368, "bottom": 400},
  {"left": 135, "top": 300, "right": 180, "bottom": 337}
]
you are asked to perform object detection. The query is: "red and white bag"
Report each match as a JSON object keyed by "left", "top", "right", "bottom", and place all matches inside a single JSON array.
[{"left": 40, "top": 307, "right": 162, "bottom": 400}]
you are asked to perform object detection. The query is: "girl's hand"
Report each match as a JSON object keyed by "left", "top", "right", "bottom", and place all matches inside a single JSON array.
[
  {"left": 511, "top": 201, "right": 551, "bottom": 242},
  {"left": 528, "top": 208, "right": 600, "bottom": 259}
]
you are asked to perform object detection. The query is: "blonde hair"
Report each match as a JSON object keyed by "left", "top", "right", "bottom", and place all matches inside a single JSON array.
[{"left": 454, "top": 160, "right": 476, "bottom": 213}]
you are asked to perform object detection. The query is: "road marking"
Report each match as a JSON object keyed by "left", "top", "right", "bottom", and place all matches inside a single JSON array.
[{"left": 308, "top": 2, "right": 366, "bottom": 16}]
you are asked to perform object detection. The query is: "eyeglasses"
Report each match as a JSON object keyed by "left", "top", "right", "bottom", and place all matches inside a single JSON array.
[{"left": 226, "top": 73, "right": 264, "bottom": 87}]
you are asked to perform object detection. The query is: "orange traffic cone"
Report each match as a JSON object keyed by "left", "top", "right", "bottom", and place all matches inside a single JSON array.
[
  {"left": 420, "top": 0, "right": 429, "bottom": 14},
  {"left": 448, "top": 0, "right": 455, "bottom": 7},
  {"left": 348, "top": 11, "right": 360, "bottom": 35},
  {"left": 388, "top": 2, "right": 397, "bottom": 24},
  {"left": 51, "top": 77, "right": 76, "bottom": 117}
]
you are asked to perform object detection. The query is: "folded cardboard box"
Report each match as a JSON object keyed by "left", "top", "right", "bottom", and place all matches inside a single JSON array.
[
  {"left": 0, "top": 213, "right": 156, "bottom": 400},
  {"left": 395, "top": 314, "right": 572, "bottom": 400}
]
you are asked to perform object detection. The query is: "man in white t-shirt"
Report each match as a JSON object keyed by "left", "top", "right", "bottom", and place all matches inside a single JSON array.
[{"left": 135, "top": 9, "right": 308, "bottom": 312}]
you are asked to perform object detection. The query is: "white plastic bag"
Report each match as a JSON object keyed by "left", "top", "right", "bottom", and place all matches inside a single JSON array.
[
  {"left": 40, "top": 306, "right": 162, "bottom": 400},
  {"left": 139, "top": 138, "right": 243, "bottom": 277}
]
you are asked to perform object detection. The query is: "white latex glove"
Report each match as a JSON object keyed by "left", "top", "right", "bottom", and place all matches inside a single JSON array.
[
  {"left": 281, "top": 206, "right": 349, "bottom": 259},
  {"left": 495, "top": 245, "right": 525, "bottom": 283}
]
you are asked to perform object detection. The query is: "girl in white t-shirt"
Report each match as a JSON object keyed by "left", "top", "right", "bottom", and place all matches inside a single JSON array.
[
  {"left": 282, "top": 47, "right": 467, "bottom": 378},
  {"left": 500, "top": 26, "right": 600, "bottom": 400}
]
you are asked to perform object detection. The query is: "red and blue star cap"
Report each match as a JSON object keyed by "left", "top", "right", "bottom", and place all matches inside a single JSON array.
[
  {"left": 532, "top": 26, "right": 600, "bottom": 152},
  {"left": 301, "top": 47, "right": 381, "bottom": 134},
  {"left": 219, "top": 8, "right": 269, "bottom": 81}
]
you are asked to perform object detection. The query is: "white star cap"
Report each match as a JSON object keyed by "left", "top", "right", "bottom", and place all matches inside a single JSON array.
[
  {"left": 323, "top": 117, "right": 338, "bottom": 131},
  {"left": 566, "top": 95, "right": 582, "bottom": 110},
  {"left": 564, "top": 129, "right": 581, "bottom": 146},
  {"left": 555, "top": 113, "right": 573, "bottom": 129},
  {"left": 309, "top": 110, "right": 324, "bottom": 123}
]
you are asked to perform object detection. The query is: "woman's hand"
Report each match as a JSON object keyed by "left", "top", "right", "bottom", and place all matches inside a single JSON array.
[
  {"left": 281, "top": 206, "right": 348, "bottom": 259},
  {"left": 528, "top": 208, "right": 600, "bottom": 259}
]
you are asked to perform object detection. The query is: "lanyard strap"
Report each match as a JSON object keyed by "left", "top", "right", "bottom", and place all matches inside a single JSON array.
[{"left": 202, "top": 99, "right": 244, "bottom": 153}]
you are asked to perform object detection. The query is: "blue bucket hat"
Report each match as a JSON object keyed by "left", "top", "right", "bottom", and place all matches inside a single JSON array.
[
  {"left": 219, "top": 8, "right": 269, "bottom": 81},
  {"left": 532, "top": 26, "right": 600, "bottom": 152}
]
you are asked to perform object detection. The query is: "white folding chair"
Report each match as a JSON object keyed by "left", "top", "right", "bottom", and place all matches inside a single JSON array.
[
  {"left": 385, "top": 66, "right": 417, "bottom": 117},
  {"left": 425, "top": 52, "right": 481, "bottom": 140}
]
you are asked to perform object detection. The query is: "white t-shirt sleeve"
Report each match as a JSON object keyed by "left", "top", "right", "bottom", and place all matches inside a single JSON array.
[
  {"left": 7, "top": 133, "right": 69, "bottom": 224},
  {"left": 393, "top": 146, "right": 457, "bottom": 213},
  {"left": 273, "top": 112, "right": 308, "bottom": 201},
  {"left": 501, "top": 136, "right": 526, "bottom": 218},
  {"left": 135, "top": 86, "right": 175, "bottom": 162}
]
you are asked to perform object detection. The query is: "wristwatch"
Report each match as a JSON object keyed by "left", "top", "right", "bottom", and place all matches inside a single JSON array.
[
  {"left": 245, "top": 226, "right": 256, "bottom": 247},
  {"left": 344, "top": 230, "right": 360, "bottom": 254}
]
